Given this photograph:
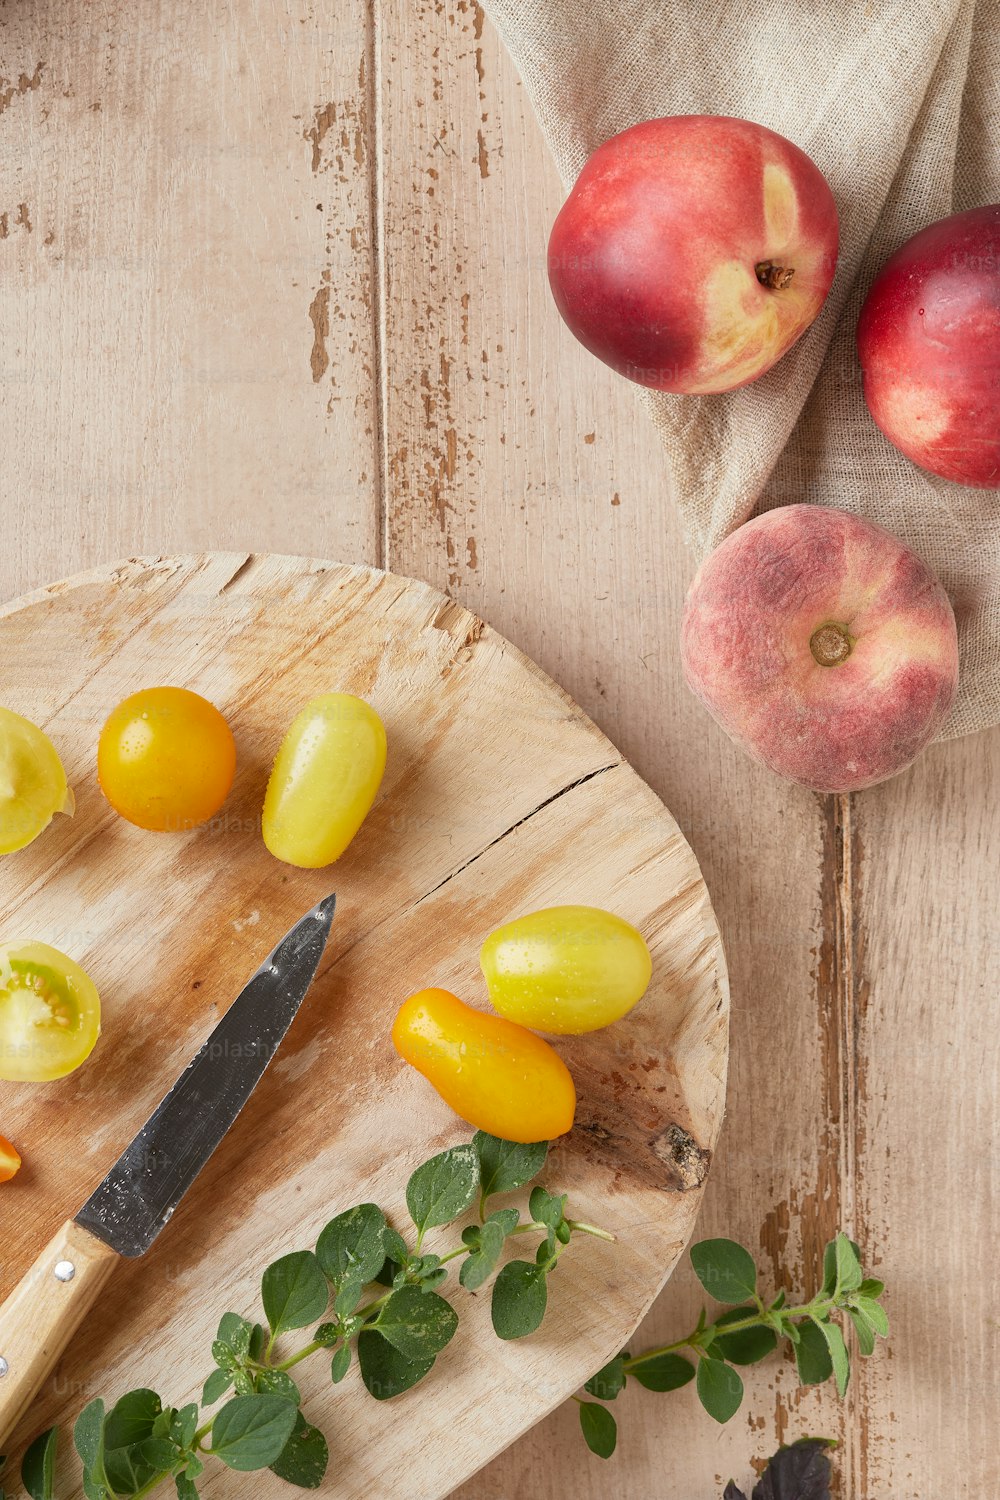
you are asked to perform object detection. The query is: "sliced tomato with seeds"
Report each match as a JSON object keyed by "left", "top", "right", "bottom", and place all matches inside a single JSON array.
[{"left": 0, "top": 942, "right": 101, "bottom": 1082}]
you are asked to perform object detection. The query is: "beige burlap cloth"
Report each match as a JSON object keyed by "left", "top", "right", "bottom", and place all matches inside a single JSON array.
[{"left": 483, "top": 0, "right": 1000, "bottom": 739}]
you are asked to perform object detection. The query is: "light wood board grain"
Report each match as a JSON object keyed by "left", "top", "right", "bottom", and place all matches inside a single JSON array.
[
  {"left": 0, "top": 0, "right": 997, "bottom": 1495},
  {"left": 0, "top": 553, "right": 728, "bottom": 1497}
]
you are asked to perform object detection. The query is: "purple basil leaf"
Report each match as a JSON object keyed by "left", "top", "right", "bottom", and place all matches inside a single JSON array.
[{"left": 752, "top": 1438, "right": 834, "bottom": 1499}]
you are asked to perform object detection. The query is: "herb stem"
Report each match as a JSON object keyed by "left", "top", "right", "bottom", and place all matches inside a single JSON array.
[
  {"left": 130, "top": 1474, "right": 170, "bottom": 1499},
  {"left": 437, "top": 1245, "right": 470, "bottom": 1265},
  {"left": 275, "top": 1339, "right": 324, "bottom": 1372},
  {"left": 565, "top": 1219, "right": 617, "bottom": 1243},
  {"left": 358, "top": 1289, "right": 394, "bottom": 1321},
  {"left": 621, "top": 1299, "right": 839, "bottom": 1374}
]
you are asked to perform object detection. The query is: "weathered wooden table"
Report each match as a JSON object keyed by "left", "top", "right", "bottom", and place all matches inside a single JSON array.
[{"left": 1, "top": 3, "right": 996, "bottom": 1496}]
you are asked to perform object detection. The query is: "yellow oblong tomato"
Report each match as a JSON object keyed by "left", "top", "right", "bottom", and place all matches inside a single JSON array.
[
  {"left": 392, "top": 988, "right": 576, "bottom": 1144},
  {"left": 0, "top": 942, "right": 101, "bottom": 1082},
  {"left": 481, "top": 905, "right": 652, "bottom": 1035},
  {"left": 98, "top": 687, "right": 236, "bottom": 831},
  {"left": 0, "top": 706, "right": 74, "bottom": 854},
  {"left": 262, "top": 694, "right": 386, "bottom": 869}
]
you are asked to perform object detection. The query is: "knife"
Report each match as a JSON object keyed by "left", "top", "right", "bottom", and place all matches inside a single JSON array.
[{"left": 0, "top": 892, "right": 336, "bottom": 1447}]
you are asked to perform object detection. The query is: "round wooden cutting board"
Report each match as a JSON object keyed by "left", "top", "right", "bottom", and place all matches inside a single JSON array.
[{"left": 0, "top": 554, "right": 728, "bottom": 1499}]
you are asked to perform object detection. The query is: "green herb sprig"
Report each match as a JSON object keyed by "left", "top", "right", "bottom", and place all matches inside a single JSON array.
[
  {"left": 575, "top": 1232, "right": 889, "bottom": 1458},
  {"left": 16, "top": 1132, "right": 612, "bottom": 1499}
]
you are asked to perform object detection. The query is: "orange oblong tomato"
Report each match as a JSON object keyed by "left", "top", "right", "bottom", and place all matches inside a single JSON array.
[
  {"left": 0, "top": 1133, "right": 21, "bottom": 1182},
  {"left": 392, "top": 988, "right": 576, "bottom": 1144}
]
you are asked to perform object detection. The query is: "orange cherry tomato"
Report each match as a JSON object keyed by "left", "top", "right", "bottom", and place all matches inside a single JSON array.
[
  {"left": 0, "top": 1133, "right": 21, "bottom": 1182},
  {"left": 98, "top": 687, "right": 236, "bottom": 832},
  {"left": 392, "top": 987, "right": 576, "bottom": 1144}
]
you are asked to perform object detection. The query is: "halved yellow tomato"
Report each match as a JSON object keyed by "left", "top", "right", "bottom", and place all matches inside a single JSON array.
[
  {"left": 0, "top": 706, "right": 74, "bottom": 854},
  {"left": 0, "top": 942, "right": 101, "bottom": 1082},
  {"left": 98, "top": 687, "right": 236, "bottom": 831},
  {"left": 262, "top": 694, "right": 386, "bottom": 868},
  {"left": 0, "top": 1133, "right": 21, "bottom": 1182}
]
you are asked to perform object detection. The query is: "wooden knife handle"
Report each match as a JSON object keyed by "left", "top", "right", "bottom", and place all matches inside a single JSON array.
[{"left": 0, "top": 1219, "right": 118, "bottom": 1447}]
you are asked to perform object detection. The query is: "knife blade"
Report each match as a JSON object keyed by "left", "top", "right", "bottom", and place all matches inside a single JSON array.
[
  {"left": 77, "top": 890, "right": 337, "bottom": 1257},
  {"left": 0, "top": 892, "right": 336, "bottom": 1445}
]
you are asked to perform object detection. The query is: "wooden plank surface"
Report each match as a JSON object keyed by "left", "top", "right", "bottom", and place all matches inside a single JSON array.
[{"left": 1, "top": 1, "right": 997, "bottom": 1496}]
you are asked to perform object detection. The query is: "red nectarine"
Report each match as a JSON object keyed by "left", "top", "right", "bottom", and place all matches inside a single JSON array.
[
  {"left": 857, "top": 205, "right": 1000, "bottom": 487},
  {"left": 547, "top": 116, "right": 839, "bottom": 394}
]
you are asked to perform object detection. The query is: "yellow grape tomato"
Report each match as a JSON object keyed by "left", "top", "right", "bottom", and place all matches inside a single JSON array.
[
  {"left": 98, "top": 687, "right": 236, "bottom": 832},
  {"left": 392, "top": 987, "right": 576, "bottom": 1143},
  {"left": 481, "top": 905, "right": 652, "bottom": 1034},
  {"left": 0, "top": 706, "right": 74, "bottom": 854},
  {"left": 0, "top": 941, "right": 101, "bottom": 1082},
  {"left": 262, "top": 693, "right": 387, "bottom": 869}
]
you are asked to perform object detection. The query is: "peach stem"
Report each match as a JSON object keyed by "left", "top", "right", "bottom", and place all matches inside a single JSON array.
[{"left": 810, "top": 623, "right": 853, "bottom": 667}]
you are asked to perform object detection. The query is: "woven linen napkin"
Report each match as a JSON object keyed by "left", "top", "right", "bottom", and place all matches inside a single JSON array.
[{"left": 483, "top": 0, "right": 999, "bottom": 738}]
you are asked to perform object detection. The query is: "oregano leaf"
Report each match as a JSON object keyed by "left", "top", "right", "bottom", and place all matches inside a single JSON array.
[
  {"left": 357, "top": 1331, "right": 435, "bottom": 1399},
  {"left": 21, "top": 1428, "right": 58, "bottom": 1500},
  {"left": 856, "top": 1296, "right": 888, "bottom": 1337},
  {"left": 473, "top": 1134, "right": 548, "bottom": 1207},
  {"left": 848, "top": 1307, "right": 876, "bottom": 1357},
  {"left": 316, "top": 1204, "right": 387, "bottom": 1313},
  {"left": 101, "top": 1386, "right": 161, "bottom": 1458},
  {"left": 374, "top": 1285, "right": 458, "bottom": 1361},
  {"left": 216, "top": 1314, "right": 252, "bottom": 1360},
  {"left": 793, "top": 1318, "right": 834, "bottom": 1385},
  {"left": 695, "top": 1357, "right": 744, "bottom": 1423},
  {"left": 578, "top": 1401, "right": 617, "bottom": 1459},
  {"left": 103, "top": 1444, "right": 157, "bottom": 1496},
  {"left": 406, "top": 1145, "right": 480, "bottom": 1234},
  {"left": 584, "top": 1355, "right": 627, "bottom": 1400},
  {"left": 269, "top": 1412, "right": 329, "bottom": 1490},
  {"left": 491, "top": 1260, "right": 548, "bottom": 1340},
  {"left": 527, "top": 1186, "right": 565, "bottom": 1244},
  {"left": 713, "top": 1309, "right": 779, "bottom": 1366},
  {"left": 690, "top": 1240, "right": 758, "bottom": 1304},
  {"left": 816, "top": 1318, "right": 850, "bottom": 1398},
  {"left": 74, "top": 1400, "right": 110, "bottom": 1500},
  {"left": 255, "top": 1369, "right": 302, "bottom": 1405},
  {"left": 202, "top": 1368, "right": 234, "bottom": 1407},
  {"left": 628, "top": 1352, "right": 695, "bottom": 1392},
  {"left": 139, "top": 1438, "right": 182, "bottom": 1471},
  {"left": 832, "top": 1234, "right": 863, "bottom": 1296},
  {"left": 459, "top": 1218, "right": 508, "bottom": 1291},
  {"left": 261, "top": 1251, "right": 329, "bottom": 1339},
  {"left": 210, "top": 1396, "right": 298, "bottom": 1472}
]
